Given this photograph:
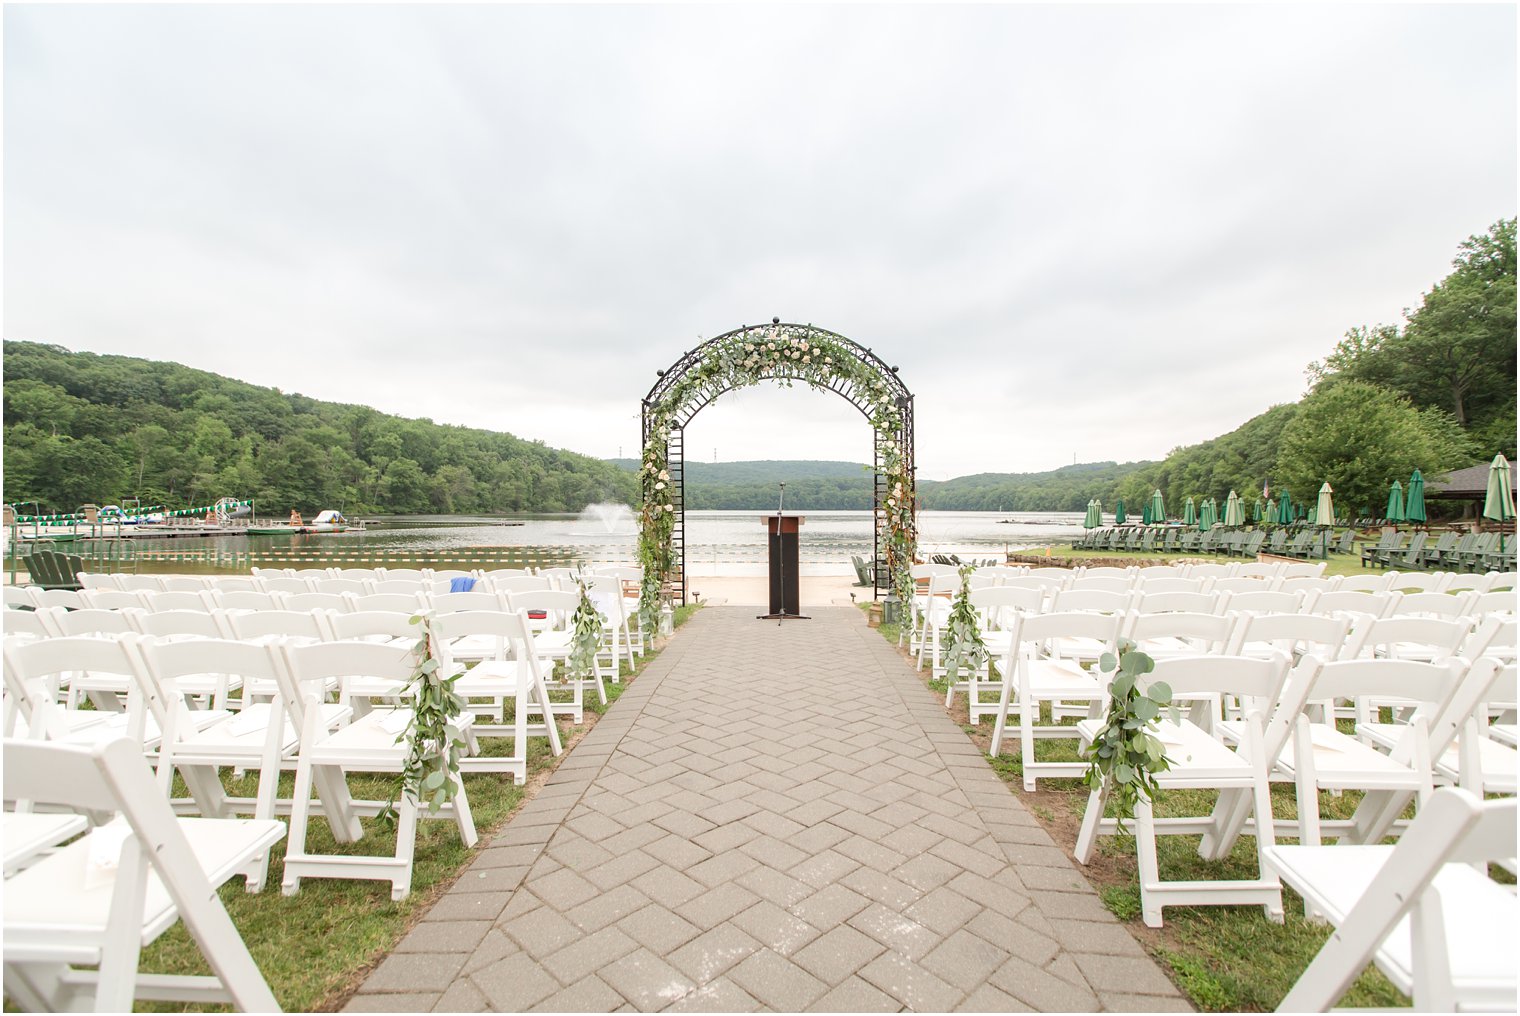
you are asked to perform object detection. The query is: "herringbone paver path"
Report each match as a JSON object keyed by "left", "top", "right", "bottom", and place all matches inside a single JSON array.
[{"left": 349, "top": 606, "right": 1189, "bottom": 1012}]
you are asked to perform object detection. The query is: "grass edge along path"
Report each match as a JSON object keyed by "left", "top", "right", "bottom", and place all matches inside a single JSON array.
[
  {"left": 129, "top": 604, "right": 700, "bottom": 1014},
  {"left": 863, "top": 605, "right": 1407, "bottom": 1013}
]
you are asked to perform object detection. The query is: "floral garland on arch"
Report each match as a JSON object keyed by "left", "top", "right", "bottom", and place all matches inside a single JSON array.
[{"left": 638, "top": 323, "right": 917, "bottom": 633}]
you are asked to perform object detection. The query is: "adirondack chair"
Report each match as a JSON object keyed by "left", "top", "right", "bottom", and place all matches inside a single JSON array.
[
  {"left": 1375, "top": 531, "right": 1427, "bottom": 570},
  {"left": 850, "top": 556, "right": 874, "bottom": 587},
  {"left": 21, "top": 551, "right": 85, "bottom": 591},
  {"left": 1199, "top": 530, "right": 1221, "bottom": 554},
  {"left": 1281, "top": 531, "right": 1315, "bottom": 559},
  {"left": 1332, "top": 529, "right": 1357, "bottom": 556},
  {"left": 1121, "top": 529, "right": 1142, "bottom": 551},
  {"left": 1163, "top": 529, "right": 1181, "bottom": 553},
  {"left": 1239, "top": 530, "right": 1266, "bottom": 558},
  {"left": 1431, "top": 532, "right": 1478, "bottom": 570},
  {"left": 1360, "top": 529, "right": 1402, "bottom": 567},
  {"left": 1480, "top": 533, "right": 1515, "bottom": 573},
  {"left": 1139, "top": 529, "right": 1158, "bottom": 552},
  {"left": 1415, "top": 531, "right": 1458, "bottom": 568},
  {"left": 1179, "top": 531, "right": 1200, "bottom": 553},
  {"left": 1456, "top": 532, "right": 1501, "bottom": 572},
  {"left": 1266, "top": 530, "right": 1289, "bottom": 555}
]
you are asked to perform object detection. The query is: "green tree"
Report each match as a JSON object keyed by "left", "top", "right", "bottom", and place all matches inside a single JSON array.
[{"left": 1275, "top": 381, "right": 1473, "bottom": 517}]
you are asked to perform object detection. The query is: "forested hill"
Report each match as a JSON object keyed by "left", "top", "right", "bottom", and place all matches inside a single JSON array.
[
  {"left": 607, "top": 458, "right": 1154, "bottom": 512},
  {"left": 607, "top": 459, "right": 877, "bottom": 509},
  {"left": 3, "top": 341, "right": 636, "bottom": 515}
]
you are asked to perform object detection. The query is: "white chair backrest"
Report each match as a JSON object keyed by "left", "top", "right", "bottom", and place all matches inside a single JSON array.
[
  {"left": 80, "top": 589, "right": 149, "bottom": 611},
  {"left": 1219, "top": 589, "right": 1303, "bottom": 616},
  {"left": 132, "top": 609, "right": 229, "bottom": 640},
  {"left": 1123, "top": 610, "right": 1237, "bottom": 654},
  {"left": 1344, "top": 615, "right": 1470, "bottom": 662},
  {"left": 1207, "top": 576, "right": 1273, "bottom": 596},
  {"left": 1079, "top": 565, "right": 1133, "bottom": 580},
  {"left": 311, "top": 578, "right": 370, "bottom": 597},
  {"left": 1278, "top": 561, "right": 1326, "bottom": 579},
  {"left": 1438, "top": 571, "right": 1490, "bottom": 594},
  {"left": 1226, "top": 611, "right": 1352, "bottom": 661},
  {"left": 1304, "top": 589, "right": 1394, "bottom": 621},
  {"left": 332, "top": 568, "right": 381, "bottom": 583},
  {"left": 971, "top": 565, "right": 1024, "bottom": 586},
  {"left": 257, "top": 576, "right": 313, "bottom": 595},
  {"left": 1487, "top": 570, "right": 1518, "bottom": 592},
  {"left": 325, "top": 609, "right": 418, "bottom": 643},
  {"left": 1068, "top": 576, "right": 1131, "bottom": 594},
  {"left": 142, "top": 590, "right": 212, "bottom": 613},
  {"left": 429, "top": 591, "right": 507, "bottom": 614},
  {"left": 115, "top": 574, "right": 165, "bottom": 593},
  {"left": 225, "top": 609, "right": 328, "bottom": 643},
  {"left": 77, "top": 572, "right": 119, "bottom": 590},
  {"left": 1006, "top": 610, "right": 1122, "bottom": 663},
  {"left": 3, "top": 635, "right": 145, "bottom": 740},
  {"left": 478, "top": 567, "right": 535, "bottom": 582},
  {"left": 428, "top": 608, "right": 536, "bottom": 670},
  {"left": 1394, "top": 590, "right": 1476, "bottom": 621},
  {"left": 289, "top": 568, "right": 330, "bottom": 580},
  {"left": 159, "top": 575, "right": 211, "bottom": 593},
  {"left": 1187, "top": 562, "right": 1235, "bottom": 580},
  {"left": 378, "top": 568, "right": 428, "bottom": 582},
  {"left": 282, "top": 592, "right": 351, "bottom": 614},
  {"left": 1234, "top": 563, "right": 1281, "bottom": 581},
  {"left": 277, "top": 639, "right": 416, "bottom": 719},
  {"left": 1132, "top": 590, "right": 1220, "bottom": 615},
  {"left": 54, "top": 607, "right": 139, "bottom": 637},
  {"left": 5, "top": 586, "right": 40, "bottom": 609},
  {"left": 251, "top": 566, "right": 293, "bottom": 578},
  {"left": 371, "top": 579, "right": 428, "bottom": 596},
  {"left": 485, "top": 575, "right": 554, "bottom": 595},
  {"left": 1334, "top": 573, "right": 1392, "bottom": 594},
  {"left": 1383, "top": 571, "right": 1449, "bottom": 594},
  {"left": 430, "top": 569, "right": 473, "bottom": 583},
  {"left": 506, "top": 589, "right": 582, "bottom": 621},
  {"left": 205, "top": 576, "right": 260, "bottom": 593},
  {"left": 1, "top": 608, "right": 54, "bottom": 640},
  {"left": 1001, "top": 575, "right": 1066, "bottom": 599},
  {"left": 210, "top": 590, "right": 285, "bottom": 612},
  {"left": 1461, "top": 615, "right": 1515, "bottom": 660},
  {"left": 968, "top": 585, "right": 1044, "bottom": 628},
  {"left": 1135, "top": 565, "right": 1186, "bottom": 579},
  {"left": 1136, "top": 576, "right": 1205, "bottom": 595},
  {"left": 1050, "top": 588, "right": 1131, "bottom": 615},
  {"left": 30, "top": 588, "right": 85, "bottom": 611},
  {"left": 347, "top": 592, "right": 424, "bottom": 615},
  {"left": 1141, "top": 652, "right": 1292, "bottom": 718},
  {"left": 1280, "top": 576, "right": 1338, "bottom": 595}
]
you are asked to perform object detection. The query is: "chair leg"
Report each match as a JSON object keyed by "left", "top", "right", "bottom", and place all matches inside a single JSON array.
[
  {"left": 1074, "top": 783, "right": 1108, "bottom": 864},
  {"left": 391, "top": 795, "right": 419, "bottom": 902},
  {"left": 97, "top": 838, "right": 149, "bottom": 1011},
  {"left": 989, "top": 675, "right": 1014, "bottom": 757},
  {"left": 1135, "top": 796, "right": 1165, "bottom": 928}
]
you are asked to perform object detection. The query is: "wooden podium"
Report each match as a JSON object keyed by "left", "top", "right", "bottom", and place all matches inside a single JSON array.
[{"left": 759, "top": 514, "right": 808, "bottom": 620}]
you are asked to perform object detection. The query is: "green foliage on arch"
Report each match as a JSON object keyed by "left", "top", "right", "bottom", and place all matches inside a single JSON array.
[{"left": 638, "top": 323, "right": 917, "bottom": 630}]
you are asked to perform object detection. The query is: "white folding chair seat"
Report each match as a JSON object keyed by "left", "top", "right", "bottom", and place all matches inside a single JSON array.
[
  {"left": 1266, "top": 788, "right": 1516, "bottom": 1012},
  {"left": 3, "top": 810, "right": 90, "bottom": 876},
  {"left": 988, "top": 611, "right": 1120, "bottom": 789},
  {"left": 1074, "top": 653, "right": 1290, "bottom": 928},
  {"left": 277, "top": 640, "right": 477, "bottom": 900},
  {"left": 2, "top": 738, "right": 284, "bottom": 1013},
  {"left": 1121, "top": 610, "right": 1237, "bottom": 662}
]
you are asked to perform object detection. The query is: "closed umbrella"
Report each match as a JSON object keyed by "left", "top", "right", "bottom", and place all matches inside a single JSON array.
[
  {"left": 1384, "top": 480, "right": 1406, "bottom": 523},
  {"left": 1223, "top": 490, "right": 1245, "bottom": 528},
  {"left": 1141, "top": 502, "right": 1153, "bottom": 525},
  {"left": 1276, "top": 489, "right": 1293, "bottom": 524},
  {"left": 1253, "top": 497, "right": 1265, "bottom": 523},
  {"left": 1198, "top": 498, "right": 1215, "bottom": 531},
  {"left": 1405, "top": 470, "right": 1426, "bottom": 525},
  {"left": 1183, "top": 497, "right": 1197, "bottom": 527},
  {"left": 1316, "top": 482, "right": 1335, "bottom": 528},
  {"left": 1150, "top": 489, "right": 1166, "bottom": 525},
  {"left": 1115, "top": 499, "right": 1127, "bottom": 525},
  {"left": 1083, "top": 499, "right": 1099, "bottom": 529},
  {"left": 1483, "top": 454, "right": 1516, "bottom": 522}
]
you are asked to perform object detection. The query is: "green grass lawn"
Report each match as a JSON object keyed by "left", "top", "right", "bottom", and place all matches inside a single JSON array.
[
  {"left": 1026, "top": 541, "right": 1384, "bottom": 578},
  {"left": 868, "top": 608, "right": 1408, "bottom": 1012},
  {"left": 128, "top": 604, "right": 699, "bottom": 1013}
]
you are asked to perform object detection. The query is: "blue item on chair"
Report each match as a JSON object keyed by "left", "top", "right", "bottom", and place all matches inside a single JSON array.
[{"left": 449, "top": 577, "right": 477, "bottom": 593}]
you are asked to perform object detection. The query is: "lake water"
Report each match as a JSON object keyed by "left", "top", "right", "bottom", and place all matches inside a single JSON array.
[{"left": 6, "top": 510, "right": 1082, "bottom": 577}]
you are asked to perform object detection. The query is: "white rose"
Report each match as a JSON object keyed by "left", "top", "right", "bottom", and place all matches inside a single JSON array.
[
  {"left": 664, "top": 503, "right": 674, "bottom": 512},
  {"left": 655, "top": 481, "right": 665, "bottom": 490},
  {"left": 659, "top": 470, "right": 669, "bottom": 481}
]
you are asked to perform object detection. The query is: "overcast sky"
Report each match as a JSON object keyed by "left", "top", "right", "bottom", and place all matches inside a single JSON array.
[{"left": 4, "top": 3, "right": 1515, "bottom": 481}]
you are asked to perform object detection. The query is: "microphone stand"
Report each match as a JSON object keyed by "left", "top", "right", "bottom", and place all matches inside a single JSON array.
[{"left": 759, "top": 482, "right": 809, "bottom": 622}]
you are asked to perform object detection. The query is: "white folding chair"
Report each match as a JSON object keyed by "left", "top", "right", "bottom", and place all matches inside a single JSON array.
[
  {"left": 944, "top": 586, "right": 1042, "bottom": 723},
  {"left": 1305, "top": 589, "right": 1396, "bottom": 624},
  {"left": 30, "top": 588, "right": 85, "bottom": 611},
  {"left": 331, "top": 568, "right": 381, "bottom": 584},
  {"left": 376, "top": 568, "right": 428, "bottom": 583},
  {"left": 79, "top": 589, "right": 149, "bottom": 611},
  {"left": 906, "top": 563, "right": 958, "bottom": 664},
  {"left": 209, "top": 589, "right": 285, "bottom": 612},
  {"left": 205, "top": 575, "right": 261, "bottom": 594},
  {"left": 1067, "top": 576, "right": 1131, "bottom": 595},
  {"left": 115, "top": 575, "right": 165, "bottom": 594},
  {"left": 987, "top": 611, "right": 1121, "bottom": 789},
  {"left": 309, "top": 578, "right": 370, "bottom": 598},
  {"left": 282, "top": 592, "right": 351, "bottom": 614},
  {"left": 159, "top": 576, "right": 211, "bottom": 594},
  {"left": 1074, "top": 653, "right": 1291, "bottom": 928},
  {"left": 346, "top": 591, "right": 425, "bottom": 615},
  {"left": 51, "top": 609, "right": 145, "bottom": 710},
  {"left": 3, "top": 636, "right": 152, "bottom": 746},
  {"left": 582, "top": 575, "right": 637, "bottom": 678},
  {"left": 1121, "top": 610, "right": 1237, "bottom": 662},
  {"left": 255, "top": 576, "right": 313, "bottom": 596},
  {"left": 1393, "top": 591, "right": 1478, "bottom": 621},
  {"left": 1335, "top": 573, "right": 1393, "bottom": 594},
  {"left": 277, "top": 640, "right": 477, "bottom": 900},
  {"left": 509, "top": 588, "right": 606, "bottom": 715},
  {"left": 1135, "top": 576, "right": 1206, "bottom": 595},
  {"left": 4, "top": 586, "right": 40, "bottom": 610},
  {"left": 1224, "top": 611, "right": 1352, "bottom": 664},
  {"left": 1266, "top": 788, "right": 1516, "bottom": 1012},
  {"left": 1131, "top": 590, "right": 1221, "bottom": 615},
  {"left": 1470, "top": 589, "right": 1518, "bottom": 620},
  {"left": 1, "top": 738, "right": 284, "bottom": 1013},
  {"left": 1383, "top": 571, "right": 1449, "bottom": 595},
  {"left": 1217, "top": 589, "right": 1303, "bottom": 617},
  {"left": 141, "top": 590, "right": 214, "bottom": 613},
  {"left": 371, "top": 578, "right": 429, "bottom": 596},
  {"left": 1079, "top": 566, "right": 1133, "bottom": 580}
]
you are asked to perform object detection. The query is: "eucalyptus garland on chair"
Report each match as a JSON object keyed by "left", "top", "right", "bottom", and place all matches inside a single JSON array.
[
  {"left": 1080, "top": 639, "right": 1177, "bottom": 829},
  {"left": 378, "top": 611, "right": 469, "bottom": 828},
  {"left": 941, "top": 565, "right": 988, "bottom": 684},
  {"left": 569, "top": 581, "right": 605, "bottom": 687}
]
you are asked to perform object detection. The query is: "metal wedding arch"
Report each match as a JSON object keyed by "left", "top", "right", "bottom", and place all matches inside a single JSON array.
[{"left": 637, "top": 320, "right": 917, "bottom": 624}]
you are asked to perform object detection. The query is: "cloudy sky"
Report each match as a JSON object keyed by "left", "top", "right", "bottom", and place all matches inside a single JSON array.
[{"left": 4, "top": 3, "right": 1514, "bottom": 481}]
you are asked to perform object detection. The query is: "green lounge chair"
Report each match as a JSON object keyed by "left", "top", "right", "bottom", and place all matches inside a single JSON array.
[
  {"left": 1332, "top": 530, "right": 1356, "bottom": 556},
  {"left": 22, "top": 550, "right": 85, "bottom": 591},
  {"left": 1266, "top": 530, "right": 1288, "bottom": 555},
  {"left": 1163, "top": 529, "right": 1181, "bottom": 553},
  {"left": 1240, "top": 530, "right": 1266, "bottom": 558},
  {"left": 1360, "top": 529, "right": 1402, "bottom": 568},
  {"left": 1179, "top": 531, "right": 1200, "bottom": 553}
]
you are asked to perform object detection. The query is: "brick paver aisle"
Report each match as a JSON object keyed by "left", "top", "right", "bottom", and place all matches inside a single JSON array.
[{"left": 350, "top": 607, "right": 1189, "bottom": 1012}]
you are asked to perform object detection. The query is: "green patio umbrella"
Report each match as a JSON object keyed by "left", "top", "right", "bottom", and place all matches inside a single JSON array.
[
  {"left": 1316, "top": 482, "right": 1335, "bottom": 527},
  {"left": 1141, "top": 502, "right": 1153, "bottom": 525},
  {"left": 1150, "top": 489, "right": 1166, "bottom": 525},
  {"left": 1183, "top": 497, "right": 1197, "bottom": 527},
  {"left": 1083, "top": 499, "right": 1099, "bottom": 529},
  {"left": 1385, "top": 480, "right": 1406, "bottom": 523},
  {"left": 1276, "top": 489, "right": 1293, "bottom": 524},
  {"left": 1405, "top": 469, "right": 1426, "bottom": 525},
  {"left": 1483, "top": 454, "right": 1516, "bottom": 522},
  {"left": 1223, "top": 490, "right": 1245, "bottom": 527},
  {"left": 1252, "top": 497, "right": 1264, "bottom": 523},
  {"left": 1114, "top": 499, "right": 1127, "bottom": 525},
  {"left": 1198, "top": 498, "right": 1214, "bottom": 531}
]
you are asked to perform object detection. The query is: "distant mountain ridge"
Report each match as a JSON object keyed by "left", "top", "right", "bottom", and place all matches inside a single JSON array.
[{"left": 608, "top": 458, "right": 1153, "bottom": 511}]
